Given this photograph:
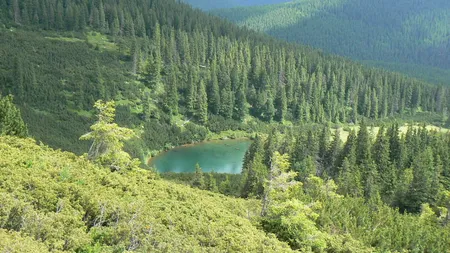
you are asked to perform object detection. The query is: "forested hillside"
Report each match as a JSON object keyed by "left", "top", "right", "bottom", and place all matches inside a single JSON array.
[
  {"left": 2, "top": 103, "right": 450, "bottom": 252},
  {"left": 1, "top": 0, "right": 450, "bottom": 251},
  {"left": 166, "top": 122, "right": 450, "bottom": 252},
  {"left": 212, "top": 0, "right": 450, "bottom": 84},
  {"left": 0, "top": 0, "right": 449, "bottom": 159},
  {"left": 182, "top": 0, "right": 291, "bottom": 11}
]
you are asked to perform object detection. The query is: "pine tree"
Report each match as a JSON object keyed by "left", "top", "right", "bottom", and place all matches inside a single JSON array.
[
  {"left": 13, "top": 57, "right": 25, "bottom": 100},
  {"left": 196, "top": 79, "right": 208, "bottom": 124},
  {"left": 0, "top": 95, "right": 28, "bottom": 138},
  {"left": 80, "top": 100, "right": 137, "bottom": 171},
  {"left": 261, "top": 152, "right": 298, "bottom": 216},
  {"left": 164, "top": 64, "right": 179, "bottom": 115},
  {"left": 206, "top": 173, "right": 219, "bottom": 193},
  {"left": 192, "top": 163, "right": 205, "bottom": 189},
  {"left": 317, "top": 125, "right": 331, "bottom": 176},
  {"left": 405, "top": 148, "right": 438, "bottom": 213},
  {"left": 295, "top": 155, "right": 317, "bottom": 182},
  {"left": 241, "top": 135, "right": 267, "bottom": 198},
  {"left": 207, "top": 62, "right": 220, "bottom": 115},
  {"left": 264, "top": 129, "right": 278, "bottom": 168},
  {"left": 338, "top": 157, "right": 363, "bottom": 197},
  {"left": 234, "top": 83, "right": 247, "bottom": 121},
  {"left": 326, "top": 129, "right": 342, "bottom": 178},
  {"left": 186, "top": 66, "right": 198, "bottom": 116},
  {"left": 274, "top": 84, "right": 287, "bottom": 122},
  {"left": 372, "top": 126, "right": 396, "bottom": 204},
  {"left": 98, "top": 0, "right": 106, "bottom": 32},
  {"left": 144, "top": 23, "right": 163, "bottom": 94},
  {"left": 220, "top": 175, "right": 232, "bottom": 195},
  {"left": 387, "top": 123, "right": 403, "bottom": 169},
  {"left": 219, "top": 72, "right": 233, "bottom": 119},
  {"left": 264, "top": 93, "right": 275, "bottom": 122},
  {"left": 363, "top": 162, "right": 379, "bottom": 200},
  {"left": 130, "top": 38, "right": 140, "bottom": 75},
  {"left": 370, "top": 90, "right": 379, "bottom": 119},
  {"left": 356, "top": 120, "right": 372, "bottom": 166}
]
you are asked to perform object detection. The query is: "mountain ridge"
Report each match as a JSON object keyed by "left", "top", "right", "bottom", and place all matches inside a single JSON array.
[{"left": 212, "top": 0, "right": 450, "bottom": 84}]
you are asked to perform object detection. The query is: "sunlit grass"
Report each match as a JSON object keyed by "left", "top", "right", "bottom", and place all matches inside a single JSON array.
[
  {"left": 332, "top": 123, "right": 450, "bottom": 142},
  {"left": 45, "top": 36, "right": 84, "bottom": 43},
  {"left": 86, "top": 31, "right": 117, "bottom": 52}
]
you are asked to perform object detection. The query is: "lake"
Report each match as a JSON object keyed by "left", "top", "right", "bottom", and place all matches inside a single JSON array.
[{"left": 149, "top": 139, "right": 252, "bottom": 174}]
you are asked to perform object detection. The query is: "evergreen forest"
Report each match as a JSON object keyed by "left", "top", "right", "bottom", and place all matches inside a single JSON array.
[
  {"left": 1, "top": 0, "right": 450, "bottom": 251},
  {"left": 212, "top": 0, "right": 450, "bottom": 84}
]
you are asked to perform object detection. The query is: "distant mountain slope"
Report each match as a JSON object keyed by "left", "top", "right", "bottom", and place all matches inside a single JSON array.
[
  {"left": 212, "top": 0, "right": 450, "bottom": 84},
  {"left": 182, "top": 0, "right": 291, "bottom": 10}
]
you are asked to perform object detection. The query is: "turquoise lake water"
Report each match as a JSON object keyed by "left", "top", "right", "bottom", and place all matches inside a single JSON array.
[{"left": 149, "top": 139, "right": 252, "bottom": 174}]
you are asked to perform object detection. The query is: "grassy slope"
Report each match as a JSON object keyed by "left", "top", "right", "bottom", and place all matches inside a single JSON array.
[
  {"left": 0, "top": 136, "right": 293, "bottom": 252},
  {"left": 212, "top": 0, "right": 450, "bottom": 85}
]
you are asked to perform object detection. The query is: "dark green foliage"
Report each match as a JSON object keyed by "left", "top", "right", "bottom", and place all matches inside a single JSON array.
[
  {"left": 142, "top": 120, "right": 208, "bottom": 152},
  {"left": 355, "top": 121, "right": 371, "bottom": 163},
  {"left": 161, "top": 172, "right": 242, "bottom": 196},
  {"left": 1, "top": 1, "right": 450, "bottom": 250},
  {"left": 192, "top": 163, "right": 205, "bottom": 189},
  {"left": 270, "top": 123, "right": 450, "bottom": 215},
  {"left": 404, "top": 148, "right": 440, "bottom": 212},
  {"left": 241, "top": 135, "right": 267, "bottom": 198},
  {"left": 213, "top": 0, "right": 450, "bottom": 84},
  {"left": 1, "top": 0, "right": 449, "bottom": 159}
]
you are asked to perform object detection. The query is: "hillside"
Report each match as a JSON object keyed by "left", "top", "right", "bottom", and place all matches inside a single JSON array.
[
  {"left": 2, "top": 0, "right": 450, "bottom": 251},
  {"left": 1, "top": 0, "right": 450, "bottom": 160},
  {"left": 212, "top": 0, "right": 450, "bottom": 84},
  {"left": 182, "top": 0, "right": 291, "bottom": 10},
  {"left": 0, "top": 135, "right": 294, "bottom": 252},
  {"left": 2, "top": 122, "right": 450, "bottom": 252}
]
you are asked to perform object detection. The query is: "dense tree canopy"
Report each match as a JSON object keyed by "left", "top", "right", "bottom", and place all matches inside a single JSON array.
[
  {"left": 0, "top": 0, "right": 450, "bottom": 251},
  {"left": 0, "top": 0, "right": 449, "bottom": 158},
  {"left": 213, "top": 0, "right": 450, "bottom": 84}
]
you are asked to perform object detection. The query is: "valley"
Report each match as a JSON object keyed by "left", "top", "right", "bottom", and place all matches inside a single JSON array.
[
  {"left": 1, "top": 0, "right": 450, "bottom": 252},
  {"left": 212, "top": 0, "right": 450, "bottom": 84}
]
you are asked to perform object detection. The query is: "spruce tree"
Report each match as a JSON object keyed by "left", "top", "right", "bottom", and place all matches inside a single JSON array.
[
  {"left": 207, "top": 62, "right": 220, "bottom": 115},
  {"left": 196, "top": 79, "right": 208, "bottom": 124},
  {"left": 356, "top": 120, "right": 372, "bottom": 166},
  {"left": 406, "top": 148, "right": 438, "bottom": 213},
  {"left": 241, "top": 135, "right": 267, "bottom": 198},
  {"left": 234, "top": 83, "right": 247, "bottom": 121},
  {"left": 164, "top": 64, "right": 179, "bottom": 115},
  {"left": 372, "top": 126, "right": 396, "bottom": 204},
  {"left": 274, "top": 84, "right": 287, "bottom": 122},
  {"left": 206, "top": 173, "right": 219, "bottom": 193},
  {"left": 326, "top": 129, "right": 342, "bottom": 178},
  {"left": 192, "top": 163, "right": 205, "bottom": 189},
  {"left": 0, "top": 94, "right": 28, "bottom": 138},
  {"left": 317, "top": 125, "right": 331, "bottom": 176},
  {"left": 80, "top": 100, "right": 137, "bottom": 171}
]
